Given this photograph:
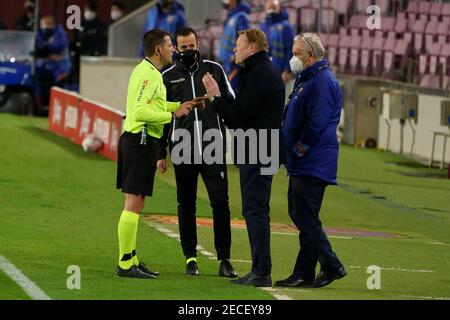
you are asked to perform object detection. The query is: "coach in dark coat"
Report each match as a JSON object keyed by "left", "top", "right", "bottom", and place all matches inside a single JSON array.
[{"left": 203, "top": 29, "right": 285, "bottom": 287}]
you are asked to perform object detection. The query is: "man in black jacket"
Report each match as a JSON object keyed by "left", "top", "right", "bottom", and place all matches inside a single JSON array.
[
  {"left": 203, "top": 29, "right": 285, "bottom": 287},
  {"left": 158, "top": 27, "right": 237, "bottom": 278}
]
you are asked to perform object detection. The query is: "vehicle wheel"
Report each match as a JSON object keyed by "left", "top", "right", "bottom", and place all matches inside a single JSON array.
[{"left": 1, "top": 92, "right": 35, "bottom": 115}]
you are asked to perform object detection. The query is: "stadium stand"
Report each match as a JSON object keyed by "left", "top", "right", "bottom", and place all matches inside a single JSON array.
[{"left": 196, "top": 0, "right": 450, "bottom": 91}]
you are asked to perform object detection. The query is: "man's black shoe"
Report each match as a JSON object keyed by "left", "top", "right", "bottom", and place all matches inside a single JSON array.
[
  {"left": 186, "top": 260, "right": 199, "bottom": 276},
  {"left": 314, "top": 267, "right": 347, "bottom": 288},
  {"left": 274, "top": 274, "right": 315, "bottom": 288},
  {"left": 230, "top": 272, "right": 272, "bottom": 287},
  {"left": 116, "top": 265, "right": 157, "bottom": 279},
  {"left": 219, "top": 260, "right": 238, "bottom": 278},
  {"left": 138, "top": 262, "right": 160, "bottom": 277}
]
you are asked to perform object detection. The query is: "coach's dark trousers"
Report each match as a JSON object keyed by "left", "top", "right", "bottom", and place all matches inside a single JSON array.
[
  {"left": 239, "top": 164, "right": 273, "bottom": 277},
  {"left": 174, "top": 163, "right": 231, "bottom": 261},
  {"left": 288, "top": 176, "right": 343, "bottom": 280}
]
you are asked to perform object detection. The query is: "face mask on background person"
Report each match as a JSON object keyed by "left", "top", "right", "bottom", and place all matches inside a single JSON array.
[
  {"left": 41, "top": 27, "right": 55, "bottom": 38},
  {"left": 289, "top": 55, "right": 304, "bottom": 73},
  {"left": 178, "top": 49, "right": 200, "bottom": 68},
  {"left": 111, "top": 10, "right": 123, "bottom": 21},
  {"left": 84, "top": 10, "right": 96, "bottom": 21}
]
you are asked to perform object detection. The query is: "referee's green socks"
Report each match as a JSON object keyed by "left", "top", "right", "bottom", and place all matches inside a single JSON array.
[{"left": 118, "top": 210, "right": 140, "bottom": 270}]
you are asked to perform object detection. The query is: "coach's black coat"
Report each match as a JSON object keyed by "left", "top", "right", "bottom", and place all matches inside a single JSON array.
[{"left": 211, "top": 50, "right": 286, "bottom": 165}]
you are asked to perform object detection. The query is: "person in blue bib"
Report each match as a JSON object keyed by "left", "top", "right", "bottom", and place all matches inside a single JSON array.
[
  {"left": 217, "top": 0, "right": 250, "bottom": 91},
  {"left": 278, "top": 33, "right": 347, "bottom": 289},
  {"left": 139, "top": 0, "right": 186, "bottom": 57},
  {"left": 35, "top": 15, "right": 71, "bottom": 106},
  {"left": 260, "top": 0, "right": 295, "bottom": 84}
]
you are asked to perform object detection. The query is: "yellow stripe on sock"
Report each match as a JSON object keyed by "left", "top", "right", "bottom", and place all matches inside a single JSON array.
[{"left": 186, "top": 257, "right": 197, "bottom": 264}]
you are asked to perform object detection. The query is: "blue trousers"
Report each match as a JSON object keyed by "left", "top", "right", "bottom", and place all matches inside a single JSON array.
[{"left": 288, "top": 176, "right": 343, "bottom": 280}]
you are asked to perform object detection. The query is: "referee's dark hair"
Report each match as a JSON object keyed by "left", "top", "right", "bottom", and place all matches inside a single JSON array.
[
  {"left": 174, "top": 27, "right": 198, "bottom": 45},
  {"left": 143, "top": 29, "right": 171, "bottom": 57}
]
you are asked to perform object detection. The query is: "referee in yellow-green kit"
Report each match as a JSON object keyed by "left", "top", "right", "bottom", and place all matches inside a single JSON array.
[{"left": 116, "top": 29, "right": 203, "bottom": 279}]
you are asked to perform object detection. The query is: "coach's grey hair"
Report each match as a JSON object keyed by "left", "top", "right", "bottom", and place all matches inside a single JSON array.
[{"left": 294, "top": 33, "right": 326, "bottom": 60}]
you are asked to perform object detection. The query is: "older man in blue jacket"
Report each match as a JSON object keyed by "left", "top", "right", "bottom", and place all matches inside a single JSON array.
[{"left": 278, "top": 33, "right": 346, "bottom": 288}]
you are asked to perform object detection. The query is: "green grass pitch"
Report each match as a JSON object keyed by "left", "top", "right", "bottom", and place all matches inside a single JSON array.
[{"left": 0, "top": 114, "right": 449, "bottom": 300}]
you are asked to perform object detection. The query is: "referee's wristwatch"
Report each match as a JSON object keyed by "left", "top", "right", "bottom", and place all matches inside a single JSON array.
[{"left": 172, "top": 112, "right": 178, "bottom": 120}]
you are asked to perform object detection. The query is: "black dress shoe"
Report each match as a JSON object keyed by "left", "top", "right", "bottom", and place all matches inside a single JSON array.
[
  {"left": 314, "top": 267, "right": 347, "bottom": 288},
  {"left": 138, "top": 262, "right": 160, "bottom": 277},
  {"left": 219, "top": 260, "right": 238, "bottom": 278},
  {"left": 230, "top": 272, "right": 272, "bottom": 287},
  {"left": 274, "top": 274, "right": 315, "bottom": 288},
  {"left": 116, "top": 265, "right": 157, "bottom": 279},
  {"left": 186, "top": 260, "right": 199, "bottom": 276}
]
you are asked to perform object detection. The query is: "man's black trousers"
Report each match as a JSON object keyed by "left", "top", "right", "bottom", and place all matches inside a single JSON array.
[
  {"left": 174, "top": 163, "right": 231, "bottom": 261},
  {"left": 288, "top": 176, "right": 343, "bottom": 280},
  {"left": 239, "top": 164, "right": 273, "bottom": 276}
]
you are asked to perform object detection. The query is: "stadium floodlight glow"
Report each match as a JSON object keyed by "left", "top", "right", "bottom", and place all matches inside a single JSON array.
[{"left": 0, "top": 85, "right": 5, "bottom": 93}]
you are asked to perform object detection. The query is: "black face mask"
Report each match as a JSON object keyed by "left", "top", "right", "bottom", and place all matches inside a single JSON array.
[
  {"left": 42, "top": 28, "right": 55, "bottom": 37},
  {"left": 178, "top": 49, "right": 199, "bottom": 67}
]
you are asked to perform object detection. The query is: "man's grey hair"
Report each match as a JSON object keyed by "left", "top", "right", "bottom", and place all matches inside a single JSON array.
[{"left": 294, "top": 33, "right": 326, "bottom": 60}]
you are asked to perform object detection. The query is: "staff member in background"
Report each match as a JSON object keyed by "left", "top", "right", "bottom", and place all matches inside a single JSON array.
[
  {"left": 217, "top": 0, "right": 250, "bottom": 91},
  {"left": 35, "top": 16, "right": 71, "bottom": 106},
  {"left": 203, "top": 29, "right": 285, "bottom": 288},
  {"left": 75, "top": 1, "right": 107, "bottom": 57},
  {"left": 158, "top": 27, "right": 237, "bottom": 278},
  {"left": 260, "top": 0, "right": 295, "bottom": 84},
  {"left": 109, "top": 1, "right": 127, "bottom": 24},
  {"left": 116, "top": 29, "right": 202, "bottom": 279},
  {"left": 278, "top": 33, "right": 346, "bottom": 288},
  {"left": 15, "top": 0, "right": 36, "bottom": 31},
  {"left": 139, "top": 0, "right": 186, "bottom": 57}
]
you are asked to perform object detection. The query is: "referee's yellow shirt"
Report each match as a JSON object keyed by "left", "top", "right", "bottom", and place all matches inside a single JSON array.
[{"left": 123, "top": 59, "right": 180, "bottom": 138}]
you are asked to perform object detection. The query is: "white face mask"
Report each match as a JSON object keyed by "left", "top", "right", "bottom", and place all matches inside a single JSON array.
[
  {"left": 111, "top": 10, "right": 123, "bottom": 21},
  {"left": 84, "top": 10, "right": 96, "bottom": 21},
  {"left": 289, "top": 55, "right": 304, "bottom": 73}
]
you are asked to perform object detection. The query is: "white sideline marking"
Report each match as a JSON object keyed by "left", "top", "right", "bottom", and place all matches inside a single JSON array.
[
  {"left": 428, "top": 242, "right": 450, "bottom": 246},
  {"left": 150, "top": 223, "right": 293, "bottom": 301},
  {"left": 349, "top": 265, "right": 434, "bottom": 273},
  {"left": 0, "top": 255, "right": 51, "bottom": 300},
  {"left": 272, "top": 231, "right": 353, "bottom": 240},
  {"left": 231, "top": 259, "right": 252, "bottom": 263},
  {"left": 401, "top": 295, "right": 450, "bottom": 300}
]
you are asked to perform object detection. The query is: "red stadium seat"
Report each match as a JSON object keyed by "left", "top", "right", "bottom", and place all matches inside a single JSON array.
[
  {"left": 338, "top": 35, "right": 351, "bottom": 72},
  {"left": 360, "top": 36, "right": 372, "bottom": 75},
  {"left": 321, "top": 7, "right": 338, "bottom": 33},
  {"left": 436, "top": 22, "right": 449, "bottom": 45},
  {"left": 300, "top": 7, "right": 317, "bottom": 32},
  {"left": 420, "top": 74, "right": 440, "bottom": 89},
  {"left": 355, "top": 0, "right": 371, "bottom": 14},
  {"left": 349, "top": 36, "right": 361, "bottom": 73},
  {"left": 372, "top": 37, "right": 385, "bottom": 75},
  {"left": 326, "top": 33, "right": 339, "bottom": 66}
]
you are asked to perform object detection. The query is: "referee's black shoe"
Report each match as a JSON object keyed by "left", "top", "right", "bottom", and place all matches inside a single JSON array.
[
  {"left": 219, "top": 260, "right": 238, "bottom": 278},
  {"left": 116, "top": 265, "right": 157, "bottom": 279},
  {"left": 138, "top": 262, "right": 160, "bottom": 277},
  {"left": 186, "top": 260, "right": 199, "bottom": 276}
]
